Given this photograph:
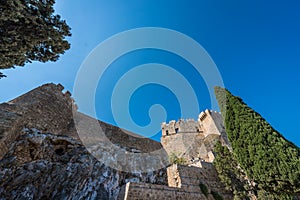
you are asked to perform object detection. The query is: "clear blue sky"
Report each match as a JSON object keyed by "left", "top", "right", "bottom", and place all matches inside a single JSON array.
[{"left": 0, "top": 1, "right": 299, "bottom": 146}]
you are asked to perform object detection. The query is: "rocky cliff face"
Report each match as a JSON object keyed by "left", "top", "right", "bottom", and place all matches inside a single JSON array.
[
  {"left": 0, "top": 83, "right": 166, "bottom": 158},
  {"left": 0, "top": 83, "right": 76, "bottom": 159},
  {"left": 0, "top": 83, "right": 168, "bottom": 200},
  {"left": 0, "top": 128, "right": 167, "bottom": 200}
]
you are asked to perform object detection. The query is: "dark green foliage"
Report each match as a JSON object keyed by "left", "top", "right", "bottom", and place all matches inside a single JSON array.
[
  {"left": 169, "top": 152, "right": 187, "bottom": 165},
  {"left": 257, "top": 190, "right": 294, "bottom": 200},
  {"left": 0, "top": 0, "right": 71, "bottom": 77},
  {"left": 214, "top": 142, "right": 253, "bottom": 199},
  {"left": 211, "top": 191, "right": 224, "bottom": 200},
  {"left": 199, "top": 183, "right": 209, "bottom": 197},
  {"left": 214, "top": 87, "right": 300, "bottom": 198}
]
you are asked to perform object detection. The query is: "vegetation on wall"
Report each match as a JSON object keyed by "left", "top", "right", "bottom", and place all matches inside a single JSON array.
[
  {"left": 214, "top": 87, "right": 300, "bottom": 199},
  {"left": 199, "top": 183, "right": 209, "bottom": 197},
  {"left": 211, "top": 190, "right": 224, "bottom": 200},
  {"left": 169, "top": 152, "right": 187, "bottom": 165}
]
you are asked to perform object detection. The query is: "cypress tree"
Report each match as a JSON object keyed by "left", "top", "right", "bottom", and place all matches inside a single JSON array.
[
  {"left": 0, "top": 0, "right": 71, "bottom": 77},
  {"left": 214, "top": 87, "right": 300, "bottom": 197},
  {"left": 214, "top": 141, "right": 254, "bottom": 199}
]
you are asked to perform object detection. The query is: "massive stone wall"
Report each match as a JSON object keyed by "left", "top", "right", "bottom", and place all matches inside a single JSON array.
[
  {"left": 119, "top": 164, "right": 232, "bottom": 200},
  {"left": 167, "top": 164, "right": 232, "bottom": 199},
  {"left": 198, "top": 109, "right": 222, "bottom": 137},
  {"left": 208, "top": 111, "right": 230, "bottom": 146},
  {"left": 161, "top": 119, "right": 201, "bottom": 136},
  {"left": 0, "top": 129, "right": 168, "bottom": 200},
  {"left": 0, "top": 83, "right": 76, "bottom": 159},
  {"left": 0, "top": 83, "right": 167, "bottom": 160},
  {"left": 74, "top": 112, "right": 165, "bottom": 154},
  {"left": 161, "top": 130, "right": 220, "bottom": 163},
  {"left": 0, "top": 83, "right": 170, "bottom": 199},
  {"left": 161, "top": 131, "right": 204, "bottom": 159},
  {"left": 118, "top": 182, "right": 207, "bottom": 200}
]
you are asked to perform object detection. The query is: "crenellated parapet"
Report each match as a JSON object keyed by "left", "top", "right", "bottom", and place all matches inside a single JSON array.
[
  {"left": 161, "top": 109, "right": 230, "bottom": 164},
  {"left": 161, "top": 119, "right": 202, "bottom": 137},
  {"left": 161, "top": 109, "right": 225, "bottom": 138}
]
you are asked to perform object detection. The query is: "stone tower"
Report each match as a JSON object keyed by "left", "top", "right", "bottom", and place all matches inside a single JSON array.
[{"left": 161, "top": 109, "right": 229, "bottom": 163}]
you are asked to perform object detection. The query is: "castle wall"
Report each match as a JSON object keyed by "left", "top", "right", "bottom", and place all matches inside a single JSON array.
[
  {"left": 199, "top": 109, "right": 222, "bottom": 137},
  {"left": 119, "top": 164, "right": 233, "bottom": 200},
  {"left": 161, "top": 132, "right": 204, "bottom": 159},
  {"left": 161, "top": 130, "right": 220, "bottom": 162},
  {"left": 209, "top": 111, "right": 231, "bottom": 146},
  {"left": 161, "top": 119, "right": 201, "bottom": 137},
  {"left": 75, "top": 112, "right": 165, "bottom": 153},
  {"left": 0, "top": 83, "right": 166, "bottom": 160},
  {"left": 0, "top": 83, "right": 76, "bottom": 159},
  {"left": 118, "top": 182, "right": 207, "bottom": 200},
  {"left": 167, "top": 164, "right": 232, "bottom": 199},
  {"left": 160, "top": 109, "right": 229, "bottom": 163}
]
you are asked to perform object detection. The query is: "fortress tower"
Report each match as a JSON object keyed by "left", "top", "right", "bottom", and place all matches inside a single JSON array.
[
  {"left": 118, "top": 110, "right": 233, "bottom": 199},
  {"left": 161, "top": 109, "right": 229, "bottom": 164}
]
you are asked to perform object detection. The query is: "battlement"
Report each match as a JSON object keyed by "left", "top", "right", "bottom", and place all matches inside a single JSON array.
[
  {"left": 161, "top": 109, "right": 223, "bottom": 138},
  {"left": 161, "top": 109, "right": 229, "bottom": 163},
  {"left": 161, "top": 119, "right": 202, "bottom": 137}
]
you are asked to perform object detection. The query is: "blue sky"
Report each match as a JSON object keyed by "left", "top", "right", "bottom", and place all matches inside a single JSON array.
[{"left": 0, "top": 1, "right": 299, "bottom": 146}]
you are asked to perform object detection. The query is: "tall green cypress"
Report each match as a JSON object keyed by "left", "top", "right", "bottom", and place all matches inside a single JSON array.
[
  {"left": 214, "top": 141, "right": 254, "bottom": 199},
  {"left": 0, "top": 0, "right": 71, "bottom": 77},
  {"left": 214, "top": 87, "right": 300, "bottom": 196}
]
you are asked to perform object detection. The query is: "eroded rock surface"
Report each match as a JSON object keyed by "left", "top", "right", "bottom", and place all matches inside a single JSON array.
[{"left": 0, "top": 129, "right": 167, "bottom": 200}]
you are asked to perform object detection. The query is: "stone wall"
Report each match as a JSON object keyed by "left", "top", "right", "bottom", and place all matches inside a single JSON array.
[
  {"left": 74, "top": 112, "right": 165, "bottom": 153},
  {"left": 199, "top": 109, "right": 222, "bottom": 137},
  {"left": 0, "top": 83, "right": 76, "bottom": 159},
  {"left": 118, "top": 182, "right": 207, "bottom": 200},
  {"left": 0, "top": 83, "right": 167, "bottom": 161},
  {"left": 167, "top": 164, "right": 232, "bottom": 199},
  {"left": 0, "top": 129, "right": 168, "bottom": 200},
  {"left": 161, "top": 131, "right": 203, "bottom": 156},
  {"left": 161, "top": 119, "right": 201, "bottom": 136},
  {"left": 161, "top": 130, "right": 221, "bottom": 163},
  {"left": 209, "top": 111, "right": 231, "bottom": 146},
  {"left": 118, "top": 164, "right": 233, "bottom": 200},
  {"left": 161, "top": 109, "right": 230, "bottom": 163}
]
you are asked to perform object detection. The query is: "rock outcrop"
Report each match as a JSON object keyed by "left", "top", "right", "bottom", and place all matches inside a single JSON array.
[
  {"left": 0, "top": 83, "right": 168, "bottom": 200},
  {"left": 0, "top": 128, "right": 167, "bottom": 200},
  {"left": 0, "top": 84, "right": 76, "bottom": 159}
]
